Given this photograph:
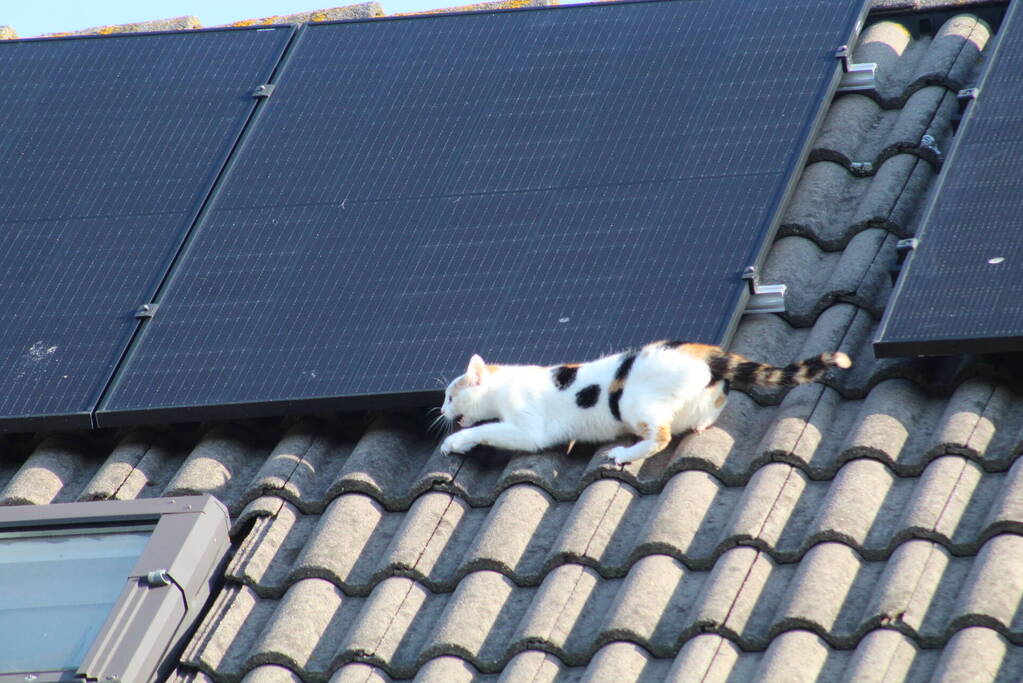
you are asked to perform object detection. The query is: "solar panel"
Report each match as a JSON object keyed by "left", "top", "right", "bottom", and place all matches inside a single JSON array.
[
  {"left": 0, "top": 27, "right": 292, "bottom": 430},
  {"left": 98, "top": 0, "right": 868, "bottom": 425},
  {"left": 874, "top": 3, "right": 1021, "bottom": 358}
]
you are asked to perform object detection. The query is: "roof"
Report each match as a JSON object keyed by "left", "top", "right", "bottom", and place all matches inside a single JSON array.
[{"left": 1, "top": 2, "right": 1021, "bottom": 681}]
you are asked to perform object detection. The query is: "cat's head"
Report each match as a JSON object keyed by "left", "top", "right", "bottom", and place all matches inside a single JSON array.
[{"left": 441, "top": 354, "right": 493, "bottom": 428}]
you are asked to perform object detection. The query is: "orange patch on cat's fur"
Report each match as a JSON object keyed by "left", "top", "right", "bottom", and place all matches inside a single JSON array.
[
  {"left": 486, "top": 364, "right": 502, "bottom": 374},
  {"left": 609, "top": 378, "right": 625, "bottom": 393},
  {"left": 674, "top": 342, "right": 720, "bottom": 361},
  {"left": 714, "top": 393, "right": 726, "bottom": 408}
]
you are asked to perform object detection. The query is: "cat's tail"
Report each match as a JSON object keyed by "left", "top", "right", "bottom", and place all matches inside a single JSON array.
[{"left": 706, "top": 348, "right": 851, "bottom": 388}]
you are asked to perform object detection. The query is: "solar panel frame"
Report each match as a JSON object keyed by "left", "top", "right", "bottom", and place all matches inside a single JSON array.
[
  {"left": 96, "top": 0, "right": 871, "bottom": 427},
  {"left": 0, "top": 25, "right": 295, "bottom": 432},
  {"left": 873, "top": 2, "right": 1020, "bottom": 358}
]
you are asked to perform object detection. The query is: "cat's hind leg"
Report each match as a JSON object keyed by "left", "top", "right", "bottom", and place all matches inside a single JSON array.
[{"left": 607, "top": 421, "right": 671, "bottom": 465}]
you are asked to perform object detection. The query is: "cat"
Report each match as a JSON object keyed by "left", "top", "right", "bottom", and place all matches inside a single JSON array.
[{"left": 439, "top": 340, "right": 851, "bottom": 465}]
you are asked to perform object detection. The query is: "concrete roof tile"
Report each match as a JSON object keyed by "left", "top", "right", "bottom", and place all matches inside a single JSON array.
[
  {"left": 182, "top": 584, "right": 278, "bottom": 679},
  {"left": 0, "top": 435, "right": 93, "bottom": 505},
  {"left": 227, "top": 500, "right": 310, "bottom": 595},
  {"left": 246, "top": 577, "right": 354, "bottom": 675},
  {"left": 242, "top": 419, "right": 353, "bottom": 514},
  {"left": 499, "top": 651, "right": 573, "bottom": 682},
  {"left": 422, "top": 570, "right": 529, "bottom": 668},
  {"left": 241, "top": 665, "right": 306, "bottom": 683},
  {"left": 630, "top": 470, "right": 738, "bottom": 566},
  {"left": 753, "top": 629, "right": 845, "bottom": 682},
  {"left": 582, "top": 642, "right": 669, "bottom": 681},
  {"left": 932, "top": 626, "right": 1023, "bottom": 682},
  {"left": 288, "top": 493, "right": 398, "bottom": 593},
  {"left": 951, "top": 534, "right": 1023, "bottom": 634},
  {"left": 542, "top": 479, "right": 643, "bottom": 571},
  {"left": 338, "top": 576, "right": 442, "bottom": 676},
  {"left": 462, "top": 483, "right": 566, "bottom": 581},
  {"left": 772, "top": 542, "right": 885, "bottom": 645},
  {"left": 599, "top": 555, "right": 700, "bottom": 654},
  {"left": 666, "top": 634, "right": 748, "bottom": 682},
  {"left": 981, "top": 456, "right": 1023, "bottom": 536},
  {"left": 839, "top": 628, "right": 936, "bottom": 682},
  {"left": 78, "top": 429, "right": 186, "bottom": 502},
  {"left": 163, "top": 425, "right": 271, "bottom": 513},
  {"left": 405, "top": 656, "right": 478, "bottom": 681}
]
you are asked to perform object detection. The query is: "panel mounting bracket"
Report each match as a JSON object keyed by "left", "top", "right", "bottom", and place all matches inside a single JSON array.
[
  {"left": 252, "top": 83, "right": 276, "bottom": 99},
  {"left": 835, "top": 45, "right": 877, "bottom": 95},
  {"left": 889, "top": 238, "right": 919, "bottom": 285},
  {"left": 952, "top": 87, "right": 978, "bottom": 132},
  {"left": 742, "top": 266, "right": 787, "bottom": 315},
  {"left": 135, "top": 303, "right": 159, "bottom": 319}
]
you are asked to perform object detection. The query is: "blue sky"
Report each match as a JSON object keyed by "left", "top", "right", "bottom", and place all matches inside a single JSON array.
[{"left": 4, "top": 0, "right": 450, "bottom": 37}]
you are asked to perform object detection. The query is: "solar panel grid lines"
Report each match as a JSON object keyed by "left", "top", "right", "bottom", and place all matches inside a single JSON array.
[
  {"left": 874, "top": 0, "right": 1023, "bottom": 358},
  {"left": 92, "top": 0, "right": 869, "bottom": 425},
  {"left": 0, "top": 27, "right": 293, "bottom": 430}
]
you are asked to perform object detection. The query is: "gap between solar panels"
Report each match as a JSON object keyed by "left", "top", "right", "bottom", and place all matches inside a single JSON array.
[{"left": 0, "top": 0, "right": 872, "bottom": 431}]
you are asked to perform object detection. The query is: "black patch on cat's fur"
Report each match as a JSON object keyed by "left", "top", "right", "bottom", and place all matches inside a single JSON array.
[
  {"left": 608, "top": 388, "right": 623, "bottom": 420},
  {"left": 552, "top": 365, "right": 578, "bottom": 390},
  {"left": 734, "top": 361, "right": 761, "bottom": 385},
  {"left": 661, "top": 340, "right": 691, "bottom": 349},
  {"left": 614, "top": 352, "right": 638, "bottom": 381},
  {"left": 800, "top": 355, "right": 827, "bottom": 378},
  {"left": 781, "top": 364, "right": 799, "bottom": 386},
  {"left": 575, "top": 384, "right": 600, "bottom": 408},
  {"left": 708, "top": 354, "right": 731, "bottom": 384},
  {"left": 608, "top": 351, "right": 637, "bottom": 421}
]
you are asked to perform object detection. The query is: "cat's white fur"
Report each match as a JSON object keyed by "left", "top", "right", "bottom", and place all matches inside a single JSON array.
[{"left": 439, "top": 345, "right": 728, "bottom": 465}]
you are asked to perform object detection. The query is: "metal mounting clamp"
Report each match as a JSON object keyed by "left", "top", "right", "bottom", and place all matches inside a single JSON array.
[
  {"left": 134, "top": 303, "right": 159, "bottom": 319},
  {"left": 742, "top": 266, "right": 787, "bottom": 315},
  {"left": 252, "top": 83, "right": 276, "bottom": 99},
  {"left": 835, "top": 45, "right": 877, "bottom": 95},
  {"left": 952, "top": 88, "right": 978, "bottom": 132}
]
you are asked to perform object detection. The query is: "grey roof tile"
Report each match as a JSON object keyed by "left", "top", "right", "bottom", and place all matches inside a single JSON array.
[
  {"left": 932, "top": 626, "right": 1023, "bottom": 683},
  {"left": 241, "top": 665, "right": 306, "bottom": 683},
  {"left": 164, "top": 425, "right": 272, "bottom": 513},
  {"left": 78, "top": 429, "right": 187, "bottom": 502},
  {"left": 581, "top": 642, "right": 669, "bottom": 681},
  {"left": 408, "top": 656, "right": 479, "bottom": 682},
  {"left": 0, "top": 435, "right": 93, "bottom": 505}
]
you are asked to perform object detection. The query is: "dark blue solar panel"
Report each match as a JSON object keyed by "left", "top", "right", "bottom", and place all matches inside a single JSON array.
[
  {"left": 875, "top": 3, "right": 1021, "bottom": 358},
  {"left": 0, "top": 27, "right": 292, "bottom": 429},
  {"left": 99, "top": 0, "right": 868, "bottom": 425}
]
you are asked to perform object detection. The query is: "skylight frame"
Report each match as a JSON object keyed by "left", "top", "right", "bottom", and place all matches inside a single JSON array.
[{"left": 0, "top": 495, "right": 230, "bottom": 683}]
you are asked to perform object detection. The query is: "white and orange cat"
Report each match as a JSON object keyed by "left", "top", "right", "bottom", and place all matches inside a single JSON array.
[{"left": 439, "top": 340, "right": 851, "bottom": 465}]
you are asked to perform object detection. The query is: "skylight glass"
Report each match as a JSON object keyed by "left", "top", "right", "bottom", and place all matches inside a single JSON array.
[{"left": 0, "top": 525, "right": 152, "bottom": 673}]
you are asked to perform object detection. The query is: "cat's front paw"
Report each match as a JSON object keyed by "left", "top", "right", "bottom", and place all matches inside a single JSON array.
[
  {"left": 607, "top": 445, "right": 638, "bottom": 466},
  {"left": 441, "top": 432, "right": 477, "bottom": 455}
]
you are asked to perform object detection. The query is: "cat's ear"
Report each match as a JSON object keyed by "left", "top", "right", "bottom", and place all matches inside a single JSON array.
[{"left": 466, "top": 354, "right": 489, "bottom": 386}]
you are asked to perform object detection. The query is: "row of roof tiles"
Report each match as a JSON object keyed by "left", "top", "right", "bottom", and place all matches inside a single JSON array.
[
  {"left": 221, "top": 453, "right": 1023, "bottom": 600},
  {"left": 172, "top": 626, "right": 1023, "bottom": 682},
  {"left": 178, "top": 533, "right": 1023, "bottom": 679}
]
